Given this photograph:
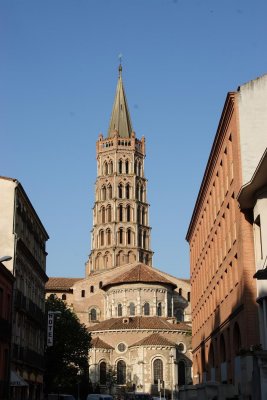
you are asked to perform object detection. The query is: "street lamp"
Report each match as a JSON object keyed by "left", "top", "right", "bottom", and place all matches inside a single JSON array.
[
  {"left": 0, "top": 256, "right": 12, "bottom": 262},
  {"left": 77, "top": 369, "right": 82, "bottom": 400}
]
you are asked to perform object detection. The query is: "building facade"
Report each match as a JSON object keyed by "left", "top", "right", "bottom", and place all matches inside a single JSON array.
[
  {"left": 46, "top": 66, "right": 192, "bottom": 396},
  {"left": 0, "top": 177, "right": 49, "bottom": 400},
  {"left": 185, "top": 74, "right": 267, "bottom": 399},
  {"left": 238, "top": 147, "right": 267, "bottom": 399},
  {"left": 0, "top": 260, "right": 15, "bottom": 399}
]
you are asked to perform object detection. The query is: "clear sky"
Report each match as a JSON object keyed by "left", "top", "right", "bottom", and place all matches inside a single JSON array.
[{"left": 1, "top": 0, "right": 267, "bottom": 279}]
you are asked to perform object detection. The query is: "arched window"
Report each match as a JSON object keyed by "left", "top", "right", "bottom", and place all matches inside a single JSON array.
[
  {"left": 140, "top": 186, "right": 144, "bottom": 202},
  {"left": 107, "top": 185, "right": 112, "bottom": 199},
  {"left": 129, "top": 302, "right": 135, "bottom": 316},
  {"left": 100, "top": 361, "right": 107, "bottom": 385},
  {"left": 137, "top": 206, "right": 141, "bottom": 224},
  {"left": 101, "top": 207, "right": 105, "bottom": 223},
  {"left": 176, "top": 309, "right": 184, "bottom": 322},
  {"left": 142, "top": 208, "right": 146, "bottom": 225},
  {"left": 118, "top": 160, "right": 123, "bottom": 174},
  {"left": 109, "top": 161, "right": 113, "bottom": 174},
  {"left": 157, "top": 302, "right": 162, "bottom": 316},
  {"left": 125, "top": 160, "right": 129, "bottom": 174},
  {"left": 178, "top": 360, "right": 186, "bottom": 386},
  {"left": 143, "top": 231, "right": 147, "bottom": 249},
  {"left": 100, "top": 230, "right": 104, "bottom": 246},
  {"left": 138, "top": 162, "right": 141, "bottom": 177},
  {"left": 119, "top": 228, "right": 123, "bottom": 244},
  {"left": 153, "top": 359, "right": 163, "bottom": 384},
  {"left": 127, "top": 229, "right": 132, "bottom": 245},
  {"left": 144, "top": 302, "right": 150, "bottom": 316},
  {"left": 102, "top": 186, "right": 106, "bottom": 201},
  {"left": 138, "top": 230, "right": 142, "bottom": 247},
  {"left": 119, "top": 205, "right": 123, "bottom": 222},
  {"left": 62, "top": 294, "right": 66, "bottom": 301},
  {"left": 209, "top": 342, "right": 215, "bottom": 368},
  {"left": 125, "top": 184, "right": 130, "bottom": 199},
  {"left": 136, "top": 183, "right": 139, "bottom": 200},
  {"left": 233, "top": 322, "right": 241, "bottom": 355},
  {"left": 90, "top": 308, "right": 97, "bottom": 321},
  {"left": 118, "top": 303, "right": 123, "bottom": 317},
  {"left": 117, "top": 360, "right": 126, "bottom": 384},
  {"left": 178, "top": 288, "right": 182, "bottom": 296},
  {"left": 126, "top": 205, "right": 131, "bottom": 222},
  {"left": 118, "top": 184, "right": 123, "bottom": 199},
  {"left": 103, "top": 162, "right": 108, "bottom": 176},
  {"left": 106, "top": 229, "right": 111, "bottom": 245},
  {"left": 107, "top": 205, "right": 112, "bottom": 222},
  {"left": 220, "top": 334, "right": 226, "bottom": 363}
]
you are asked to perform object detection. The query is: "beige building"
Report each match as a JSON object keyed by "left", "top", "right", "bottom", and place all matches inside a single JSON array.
[
  {"left": 0, "top": 176, "right": 49, "bottom": 400},
  {"left": 46, "top": 66, "right": 192, "bottom": 396}
]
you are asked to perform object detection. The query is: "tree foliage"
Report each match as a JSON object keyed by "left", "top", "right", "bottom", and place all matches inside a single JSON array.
[{"left": 44, "top": 294, "right": 91, "bottom": 394}]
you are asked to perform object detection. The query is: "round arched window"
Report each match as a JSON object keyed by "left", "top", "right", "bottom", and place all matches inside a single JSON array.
[
  {"left": 177, "top": 342, "right": 186, "bottom": 353},
  {"left": 117, "top": 343, "right": 127, "bottom": 352}
]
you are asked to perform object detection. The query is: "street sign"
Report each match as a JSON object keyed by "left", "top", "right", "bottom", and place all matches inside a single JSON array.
[{"left": 47, "top": 312, "right": 54, "bottom": 346}]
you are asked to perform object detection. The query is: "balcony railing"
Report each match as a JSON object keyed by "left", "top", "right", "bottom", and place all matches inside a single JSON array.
[{"left": 14, "top": 289, "right": 45, "bottom": 327}]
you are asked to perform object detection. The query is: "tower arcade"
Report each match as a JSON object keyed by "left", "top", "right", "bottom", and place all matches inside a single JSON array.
[{"left": 86, "top": 66, "right": 153, "bottom": 276}]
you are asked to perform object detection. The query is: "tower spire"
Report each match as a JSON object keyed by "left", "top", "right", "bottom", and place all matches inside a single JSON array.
[{"left": 108, "top": 65, "right": 133, "bottom": 138}]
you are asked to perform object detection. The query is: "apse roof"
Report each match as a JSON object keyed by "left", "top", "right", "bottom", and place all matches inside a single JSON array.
[
  {"left": 130, "top": 333, "right": 176, "bottom": 348},
  {"left": 89, "top": 316, "right": 190, "bottom": 332},
  {"left": 91, "top": 337, "right": 114, "bottom": 350},
  {"left": 101, "top": 263, "right": 177, "bottom": 290}
]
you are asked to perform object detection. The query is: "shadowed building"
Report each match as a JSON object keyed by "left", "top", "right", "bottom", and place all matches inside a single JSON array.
[
  {"left": 0, "top": 177, "right": 49, "bottom": 400},
  {"left": 185, "top": 74, "right": 267, "bottom": 399},
  {"left": 46, "top": 66, "right": 192, "bottom": 395}
]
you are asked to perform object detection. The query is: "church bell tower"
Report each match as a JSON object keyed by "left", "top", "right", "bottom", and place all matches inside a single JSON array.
[{"left": 86, "top": 66, "right": 153, "bottom": 276}]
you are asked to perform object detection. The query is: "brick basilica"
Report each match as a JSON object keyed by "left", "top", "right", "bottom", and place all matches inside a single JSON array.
[{"left": 46, "top": 65, "right": 192, "bottom": 396}]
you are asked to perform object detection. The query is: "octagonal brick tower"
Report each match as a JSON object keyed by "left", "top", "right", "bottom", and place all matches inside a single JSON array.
[{"left": 86, "top": 66, "right": 153, "bottom": 276}]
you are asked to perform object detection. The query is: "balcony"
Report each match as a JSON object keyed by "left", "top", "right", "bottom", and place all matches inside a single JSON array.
[
  {"left": 12, "top": 344, "right": 45, "bottom": 369},
  {"left": 14, "top": 289, "right": 45, "bottom": 327}
]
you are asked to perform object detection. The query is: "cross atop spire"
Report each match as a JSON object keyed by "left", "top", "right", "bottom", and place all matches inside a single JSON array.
[{"left": 108, "top": 65, "right": 133, "bottom": 138}]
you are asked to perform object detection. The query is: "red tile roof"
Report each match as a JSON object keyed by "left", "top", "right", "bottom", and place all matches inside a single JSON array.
[
  {"left": 130, "top": 333, "right": 176, "bottom": 347},
  {"left": 89, "top": 316, "right": 190, "bottom": 332},
  {"left": 46, "top": 277, "right": 81, "bottom": 291},
  {"left": 102, "top": 263, "right": 177, "bottom": 290},
  {"left": 91, "top": 337, "right": 114, "bottom": 350}
]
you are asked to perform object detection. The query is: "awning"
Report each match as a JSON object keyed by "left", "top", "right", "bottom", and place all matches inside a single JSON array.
[{"left": 10, "top": 371, "right": 28, "bottom": 387}]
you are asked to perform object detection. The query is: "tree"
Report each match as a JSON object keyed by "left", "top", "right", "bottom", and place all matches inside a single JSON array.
[{"left": 44, "top": 294, "right": 91, "bottom": 395}]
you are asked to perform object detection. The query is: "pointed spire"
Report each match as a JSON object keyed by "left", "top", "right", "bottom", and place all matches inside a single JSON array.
[{"left": 108, "top": 65, "right": 133, "bottom": 138}]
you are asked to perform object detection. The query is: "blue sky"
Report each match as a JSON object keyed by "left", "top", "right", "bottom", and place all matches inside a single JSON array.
[{"left": 1, "top": 0, "right": 267, "bottom": 279}]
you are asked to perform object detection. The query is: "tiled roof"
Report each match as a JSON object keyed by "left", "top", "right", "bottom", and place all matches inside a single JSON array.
[
  {"left": 45, "top": 277, "right": 82, "bottom": 290},
  {"left": 91, "top": 337, "right": 114, "bottom": 350},
  {"left": 130, "top": 333, "right": 176, "bottom": 348},
  {"left": 89, "top": 316, "right": 191, "bottom": 332},
  {"left": 102, "top": 263, "right": 177, "bottom": 290}
]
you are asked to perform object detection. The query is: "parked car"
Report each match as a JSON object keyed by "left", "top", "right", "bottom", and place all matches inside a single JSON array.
[
  {"left": 125, "top": 393, "right": 152, "bottom": 400},
  {"left": 86, "top": 395, "right": 113, "bottom": 400},
  {"left": 48, "top": 395, "right": 76, "bottom": 400}
]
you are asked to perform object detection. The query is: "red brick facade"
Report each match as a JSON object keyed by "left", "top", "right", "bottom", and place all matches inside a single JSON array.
[{"left": 186, "top": 92, "right": 259, "bottom": 384}]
